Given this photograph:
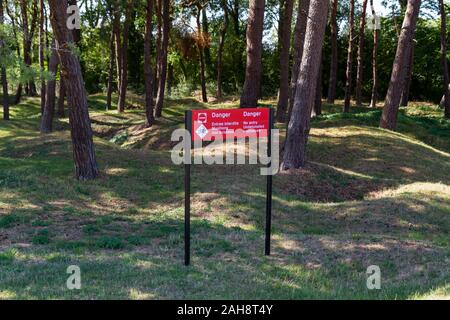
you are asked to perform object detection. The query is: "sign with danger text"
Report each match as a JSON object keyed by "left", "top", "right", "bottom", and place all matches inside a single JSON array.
[{"left": 191, "top": 108, "right": 270, "bottom": 141}]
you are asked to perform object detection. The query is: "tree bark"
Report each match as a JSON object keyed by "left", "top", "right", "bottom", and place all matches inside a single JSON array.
[
  {"left": 154, "top": 0, "right": 170, "bottom": 117},
  {"left": 327, "top": 0, "right": 338, "bottom": 104},
  {"left": 288, "top": 0, "right": 310, "bottom": 120},
  {"left": 40, "top": 44, "right": 58, "bottom": 134},
  {"left": 195, "top": 5, "right": 208, "bottom": 103},
  {"left": 20, "top": 0, "right": 38, "bottom": 97},
  {"left": 144, "top": 0, "right": 155, "bottom": 127},
  {"left": 400, "top": 43, "right": 415, "bottom": 106},
  {"left": 217, "top": 0, "right": 229, "bottom": 99},
  {"left": 39, "top": 0, "right": 46, "bottom": 113},
  {"left": 380, "top": 0, "right": 421, "bottom": 130},
  {"left": 117, "top": 0, "right": 135, "bottom": 113},
  {"left": 0, "top": 0, "right": 9, "bottom": 120},
  {"left": 343, "top": 0, "right": 355, "bottom": 112},
  {"left": 276, "top": 0, "right": 294, "bottom": 122},
  {"left": 112, "top": 1, "right": 122, "bottom": 101},
  {"left": 439, "top": 0, "right": 450, "bottom": 118},
  {"left": 106, "top": 27, "right": 115, "bottom": 111},
  {"left": 369, "top": 0, "right": 379, "bottom": 108},
  {"left": 48, "top": 0, "right": 98, "bottom": 180},
  {"left": 312, "top": 55, "right": 323, "bottom": 118},
  {"left": 57, "top": 71, "right": 65, "bottom": 117},
  {"left": 240, "top": 0, "right": 265, "bottom": 108},
  {"left": 281, "top": 0, "right": 329, "bottom": 170},
  {"left": 355, "top": 0, "right": 368, "bottom": 107}
]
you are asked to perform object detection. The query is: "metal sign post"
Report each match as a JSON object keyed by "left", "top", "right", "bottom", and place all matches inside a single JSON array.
[{"left": 184, "top": 108, "right": 274, "bottom": 266}]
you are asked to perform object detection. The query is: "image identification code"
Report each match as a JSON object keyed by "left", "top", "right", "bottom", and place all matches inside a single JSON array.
[{"left": 177, "top": 304, "right": 273, "bottom": 318}]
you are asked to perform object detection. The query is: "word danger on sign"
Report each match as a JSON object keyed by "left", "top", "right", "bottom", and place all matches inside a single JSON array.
[{"left": 192, "top": 108, "right": 270, "bottom": 141}]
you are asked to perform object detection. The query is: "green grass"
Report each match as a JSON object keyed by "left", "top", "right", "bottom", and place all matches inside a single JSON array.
[{"left": 0, "top": 96, "right": 449, "bottom": 299}]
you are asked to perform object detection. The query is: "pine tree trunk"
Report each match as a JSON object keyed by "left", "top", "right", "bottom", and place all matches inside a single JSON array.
[
  {"left": 57, "top": 72, "right": 65, "bottom": 117},
  {"left": 313, "top": 56, "right": 323, "bottom": 118},
  {"left": 40, "top": 45, "right": 58, "bottom": 134},
  {"left": 439, "top": 0, "right": 450, "bottom": 118},
  {"left": 0, "top": 0, "right": 9, "bottom": 120},
  {"left": 195, "top": 7, "right": 208, "bottom": 103},
  {"left": 117, "top": 0, "right": 135, "bottom": 113},
  {"left": 288, "top": 0, "right": 310, "bottom": 120},
  {"left": 369, "top": 0, "right": 379, "bottom": 108},
  {"left": 343, "top": 0, "right": 355, "bottom": 112},
  {"left": 400, "top": 43, "right": 415, "bottom": 106},
  {"left": 380, "top": 0, "right": 421, "bottom": 130},
  {"left": 217, "top": 0, "right": 229, "bottom": 99},
  {"left": 144, "top": 0, "right": 155, "bottom": 127},
  {"left": 327, "top": 0, "right": 338, "bottom": 104},
  {"left": 48, "top": 0, "right": 98, "bottom": 180},
  {"left": 39, "top": 0, "right": 46, "bottom": 113},
  {"left": 276, "top": 0, "right": 294, "bottom": 122},
  {"left": 106, "top": 28, "right": 115, "bottom": 111},
  {"left": 154, "top": 0, "right": 170, "bottom": 117},
  {"left": 112, "top": 1, "right": 122, "bottom": 101},
  {"left": 282, "top": 0, "right": 329, "bottom": 170},
  {"left": 355, "top": 0, "right": 368, "bottom": 107},
  {"left": 240, "top": 0, "right": 265, "bottom": 108}
]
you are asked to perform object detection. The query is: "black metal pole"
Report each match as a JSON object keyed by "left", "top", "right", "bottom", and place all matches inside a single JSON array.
[
  {"left": 185, "top": 111, "right": 192, "bottom": 266},
  {"left": 265, "top": 108, "right": 274, "bottom": 256}
]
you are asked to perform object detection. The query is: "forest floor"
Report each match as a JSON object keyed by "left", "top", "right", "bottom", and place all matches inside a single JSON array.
[{"left": 0, "top": 94, "right": 449, "bottom": 299}]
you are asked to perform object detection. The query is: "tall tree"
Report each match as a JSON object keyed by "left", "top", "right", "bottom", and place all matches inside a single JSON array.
[
  {"left": 288, "top": 0, "right": 310, "bottom": 120},
  {"left": 154, "top": 0, "right": 170, "bottom": 116},
  {"left": 112, "top": 0, "right": 122, "bottom": 103},
  {"left": 369, "top": 0, "right": 379, "bottom": 108},
  {"left": 40, "top": 43, "right": 58, "bottom": 134},
  {"left": 439, "top": 0, "right": 450, "bottom": 118},
  {"left": 48, "top": 0, "right": 98, "bottom": 180},
  {"left": 343, "top": 0, "right": 355, "bottom": 112},
  {"left": 20, "top": 0, "right": 39, "bottom": 97},
  {"left": 281, "top": 0, "right": 329, "bottom": 170},
  {"left": 192, "top": 1, "right": 208, "bottom": 103},
  {"left": 216, "top": 0, "right": 229, "bottom": 99},
  {"left": 355, "top": 0, "right": 368, "bottom": 107},
  {"left": 117, "top": 0, "right": 135, "bottom": 113},
  {"left": 144, "top": 0, "right": 155, "bottom": 126},
  {"left": 380, "top": 0, "right": 421, "bottom": 130},
  {"left": 57, "top": 71, "right": 65, "bottom": 117},
  {"left": 240, "top": 0, "right": 265, "bottom": 108},
  {"left": 39, "top": 0, "right": 46, "bottom": 113},
  {"left": 276, "top": 0, "right": 294, "bottom": 122},
  {"left": 0, "top": 0, "right": 9, "bottom": 120},
  {"left": 327, "top": 0, "right": 338, "bottom": 104}
]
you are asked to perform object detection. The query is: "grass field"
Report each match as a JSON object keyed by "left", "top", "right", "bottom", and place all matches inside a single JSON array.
[{"left": 0, "top": 95, "right": 449, "bottom": 299}]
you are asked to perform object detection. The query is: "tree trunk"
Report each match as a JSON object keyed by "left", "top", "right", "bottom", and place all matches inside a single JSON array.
[
  {"left": 355, "top": 0, "right": 368, "bottom": 107},
  {"left": 20, "top": 0, "right": 38, "bottom": 97},
  {"left": 276, "top": 0, "right": 294, "bottom": 122},
  {"left": 39, "top": 0, "right": 46, "bottom": 113},
  {"left": 288, "top": 0, "right": 310, "bottom": 120},
  {"left": 439, "top": 0, "right": 450, "bottom": 118},
  {"left": 380, "top": 0, "right": 421, "bottom": 130},
  {"left": 40, "top": 45, "right": 58, "bottom": 134},
  {"left": 217, "top": 0, "right": 229, "bottom": 99},
  {"left": 369, "top": 0, "right": 379, "bottom": 108},
  {"left": 400, "top": 43, "right": 415, "bottom": 106},
  {"left": 106, "top": 27, "right": 115, "bottom": 111},
  {"left": 48, "top": 0, "right": 98, "bottom": 180},
  {"left": 154, "top": 0, "right": 170, "bottom": 117},
  {"left": 343, "top": 0, "right": 355, "bottom": 112},
  {"left": 312, "top": 55, "right": 323, "bottom": 118},
  {"left": 195, "top": 7, "right": 208, "bottom": 103},
  {"left": 154, "top": 0, "right": 162, "bottom": 97},
  {"left": 57, "top": 71, "right": 65, "bottom": 117},
  {"left": 202, "top": 7, "right": 212, "bottom": 76},
  {"left": 327, "top": 0, "right": 338, "bottom": 104},
  {"left": 281, "top": 0, "right": 329, "bottom": 170},
  {"left": 112, "top": 1, "right": 122, "bottom": 101},
  {"left": 167, "top": 63, "right": 173, "bottom": 96},
  {"left": 240, "top": 0, "right": 265, "bottom": 108},
  {"left": 117, "top": 0, "right": 135, "bottom": 113},
  {"left": 144, "top": 0, "right": 155, "bottom": 127},
  {"left": 0, "top": 0, "right": 9, "bottom": 120}
]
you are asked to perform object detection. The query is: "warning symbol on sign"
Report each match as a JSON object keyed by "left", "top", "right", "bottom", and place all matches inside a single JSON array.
[
  {"left": 197, "top": 113, "right": 207, "bottom": 124},
  {"left": 195, "top": 124, "right": 208, "bottom": 139}
]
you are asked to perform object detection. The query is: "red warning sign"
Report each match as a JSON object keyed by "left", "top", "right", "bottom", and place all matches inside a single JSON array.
[{"left": 191, "top": 108, "right": 271, "bottom": 141}]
